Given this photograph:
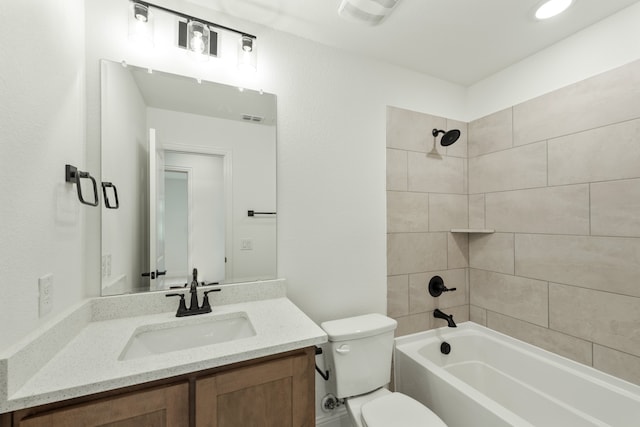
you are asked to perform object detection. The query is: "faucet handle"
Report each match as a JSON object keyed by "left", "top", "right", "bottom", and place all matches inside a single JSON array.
[
  {"left": 202, "top": 288, "right": 221, "bottom": 310},
  {"left": 428, "top": 275, "right": 457, "bottom": 297},
  {"left": 166, "top": 293, "right": 188, "bottom": 316}
]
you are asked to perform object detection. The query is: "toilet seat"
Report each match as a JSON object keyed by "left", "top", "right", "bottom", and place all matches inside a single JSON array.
[{"left": 361, "top": 392, "right": 447, "bottom": 427}]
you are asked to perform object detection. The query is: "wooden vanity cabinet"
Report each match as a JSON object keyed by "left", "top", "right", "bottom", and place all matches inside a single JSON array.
[
  {"left": 7, "top": 347, "right": 315, "bottom": 427},
  {"left": 12, "top": 382, "right": 189, "bottom": 427},
  {"left": 196, "top": 349, "right": 314, "bottom": 427}
]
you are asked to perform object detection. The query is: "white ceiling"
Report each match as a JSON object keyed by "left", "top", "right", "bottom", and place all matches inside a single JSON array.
[{"left": 185, "top": 0, "right": 640, "bottom": 86}]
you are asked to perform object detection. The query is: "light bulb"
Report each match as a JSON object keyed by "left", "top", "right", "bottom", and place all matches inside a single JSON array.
[{"left": 535, "top": 0, "right": 573, "bottom": 20}]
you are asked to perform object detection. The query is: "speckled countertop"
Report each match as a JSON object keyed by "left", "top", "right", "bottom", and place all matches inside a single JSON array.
[{"left": 0, "top": 279, "right": 327, "bottom": 413}]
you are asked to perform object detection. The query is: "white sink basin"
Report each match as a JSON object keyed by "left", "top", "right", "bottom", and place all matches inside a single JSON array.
[{"left": 119, "top": 312, "right": 255, "bottom": 360}]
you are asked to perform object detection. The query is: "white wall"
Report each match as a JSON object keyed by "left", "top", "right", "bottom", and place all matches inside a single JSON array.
[
  {"left": 0, "top": 0, "right": 87, "bottom": 351},
  {"left": 466, "top": 2, "right": 640, "bottom": 120}
]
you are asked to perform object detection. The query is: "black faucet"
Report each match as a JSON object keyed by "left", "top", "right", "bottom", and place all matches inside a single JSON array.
[
  {"left": 434, "top": 309, "right": 457, "bottom": 328},
  {"left": 166, "top": 268, "right": 221, "bottom": 317}
]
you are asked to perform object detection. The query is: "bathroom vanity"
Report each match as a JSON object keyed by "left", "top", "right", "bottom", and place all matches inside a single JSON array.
[{"left": 0, "top": 280, "right": 326, "bottom": 427}]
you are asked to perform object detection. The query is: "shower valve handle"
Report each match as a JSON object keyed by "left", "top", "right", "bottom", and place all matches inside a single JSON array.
[{"left": 429, "top": 275, "right": 456, "bottom": 297}]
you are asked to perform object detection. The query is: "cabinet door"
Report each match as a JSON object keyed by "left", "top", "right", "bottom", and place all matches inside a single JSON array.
[
  {"left": 16, "top": 382, "right": 189, "bottom": 427},
  {"left": 196, "top": 350, "right": 314, "bottom": 427}
]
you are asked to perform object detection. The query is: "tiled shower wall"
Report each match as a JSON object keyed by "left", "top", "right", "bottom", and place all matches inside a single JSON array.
[
  {"left": 387, "top": 59, "right": 640, "bottom": 385},
  {"left": 468, "top": 59, "right": 640, "bottom": 385},
  {"left": 386, "top": 107, "right": 470, "bottom": 335}
]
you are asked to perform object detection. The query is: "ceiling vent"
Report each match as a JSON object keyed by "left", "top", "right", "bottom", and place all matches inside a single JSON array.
[
  {"left": 241, "top": 114, "right": 264, "bottom": 123},
  {"left": 338, "top": 0, "right": 401, "bottom": 26}
]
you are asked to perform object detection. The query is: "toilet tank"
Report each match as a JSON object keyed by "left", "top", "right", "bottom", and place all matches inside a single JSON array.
[{"left": 321, "top": 314, "right": 397, "bottom": 399}]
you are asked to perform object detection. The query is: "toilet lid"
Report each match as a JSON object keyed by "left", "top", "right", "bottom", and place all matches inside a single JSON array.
[{"left": 361, "top": 393, "right": 447, "bottom": 427}]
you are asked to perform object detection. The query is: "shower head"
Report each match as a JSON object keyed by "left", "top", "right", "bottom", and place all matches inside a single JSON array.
[{"left": 432, "top": 128, "right": 461, "bottom": 147}]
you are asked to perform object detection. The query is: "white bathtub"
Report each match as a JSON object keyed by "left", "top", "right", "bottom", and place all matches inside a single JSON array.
[{"left": 394, "top": 322, "right": 640, "bottom": 427}]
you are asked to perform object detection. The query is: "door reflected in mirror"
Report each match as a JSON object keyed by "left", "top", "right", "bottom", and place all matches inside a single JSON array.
[{"left": 100, "top": 59, "right": 276, "bottom": 296}]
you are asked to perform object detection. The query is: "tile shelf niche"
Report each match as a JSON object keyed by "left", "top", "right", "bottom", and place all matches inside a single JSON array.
[{"left": 450, "top": 228, "right": 495, "bottom": 234}]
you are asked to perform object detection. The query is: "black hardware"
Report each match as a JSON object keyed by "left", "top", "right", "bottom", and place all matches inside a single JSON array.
[
  {"left": 65, "top": 164, "right": 99, "bottom": 207},
  {"left": 314, "top": 346, "right": 330, "bottom": 381},
  {"left": 165, "top": 293, "right": 188, "bottom": 315},
  {"left": 101, "top": 182, "right": 120, "bottom": 209},
  {"left": 201, "top": 289, "right": 221, "bottom": 311},
  {"left": 165, "top": 268, "right": 221, "bottom": 317},
  {"left": 428, "top": 275, "right": 457, "bottom": 297},
  {"left": 440, "top": 342, "right": 451, "bottom": 355},
  {"left": 247, "top": 210, "right": 276, "bottom": 217},
  {"left": 141, "top": 269, "right": 167, "bottom": 280},
  {"left": 133, "top": 1, "right": 256, "bottom": 39},
  {"left": 433, "top": 308, "right": 457, "bottom": 328}
]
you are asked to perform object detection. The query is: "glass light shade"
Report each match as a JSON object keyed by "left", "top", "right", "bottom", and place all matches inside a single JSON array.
[
  {"left": 237, "top": 36, "right": 257, "bottom": 72},
  {"left": 535, "top": 0, "right": 573, "bottom": 20},
  {"left": 187, "top": 20, "right": 210, "bottom": 61},
  {"left": 128, "top": 3, "right": 154, "bottom": 48}
]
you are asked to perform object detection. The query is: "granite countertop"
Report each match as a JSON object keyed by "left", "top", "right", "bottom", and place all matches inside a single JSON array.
[{"left": 0, "top": 280, "right": 327, "bottom": 413}]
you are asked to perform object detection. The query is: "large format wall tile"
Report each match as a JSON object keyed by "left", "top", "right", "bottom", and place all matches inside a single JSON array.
[
  {"left": 469, "top": 142, "right": 546, "bottom": 194},
  {"left": 468, "top": 194, "right": 485, "bottom": 229},
  {"left": 387, "top": 232, "right": 448, "bottom": 275},
  {"left": 448, "top": 233, "right": 469, "bottom": 269},
  {"left": 593, "top": 345, "right": 640, "bottom": 386},
  {"left": 591, "top": 178, "right": 640, "bottom": 237},
  {"left": 485, "top": 185, "right": 590, "bottom": 235},
  {"left": 387, "top": 148, "right": 407, "bottom": 191},
  {"left": 387, "top": 106, "right": 445, "bottom": 152},
  {"left": 468, "top": 108, "right": 513, "bottom": 157},
  {"left": 513, "top": 59, "right": 640, "bottom": 145},
  {"left": 409, "top": 269, "right": 467, "bottom": 314},
  {"left": 515, "top": 234, "right": 640, "bottom": 297},
  {"left": 429, "top": 194, "right": 468, "bottom": 231},
  {"left": 550, "top": 284, "right": 640, "bottom": 358},
  {"left": 487, "top": 312, "right": 593, "bottom": 366},
  {"left": 408, "top": 151, "right": 466, "bottom": 194},
  {"left": 470, "top": 269, "right": 548, "bottom": 327},
  {"left": 548, "top": 119, "right": 640, "bottom": 186},
  {"left": 469, "top": 233, "right": 514, "bottom": 275},
  {"left": 387, "top": 191, "right": 429, "bottom": 233},
  {"left": 444, "top": 119, "right": 468, "bottom": 158},
  {"left": 387, "top": 274, "right": 409, "bottom": 318}
]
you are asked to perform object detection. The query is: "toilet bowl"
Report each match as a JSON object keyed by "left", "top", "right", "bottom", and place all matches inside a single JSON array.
[
  {"left": 320, "top": 314, "right": 447, "bottom": 427},
  {"left": 346, "top": 387, "right": 446, "bottom": 427}
]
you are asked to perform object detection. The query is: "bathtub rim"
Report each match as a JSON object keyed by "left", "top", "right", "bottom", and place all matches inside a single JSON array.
[{"left": 394, "top": 321, "right": 640, "bottom": 404}]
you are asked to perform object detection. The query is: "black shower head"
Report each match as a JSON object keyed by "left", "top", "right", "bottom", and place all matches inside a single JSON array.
[{"left": 432, "top": 128, "right": 461, "bottom": 147}]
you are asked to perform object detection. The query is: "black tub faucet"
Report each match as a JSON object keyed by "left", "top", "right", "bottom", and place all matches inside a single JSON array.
[{"left": 434, "top": 309, "right": 457, "bottom": 328}]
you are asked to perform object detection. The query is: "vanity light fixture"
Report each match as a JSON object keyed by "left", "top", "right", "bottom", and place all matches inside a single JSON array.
[
  {"left": 535, "top": 0, "right": 573, "bottom": 20},
  {"left": 187, "top": 20, "right": 211, "bottom": 61},
  {"left": 238, "top": 35, "right": 257, "bottom": 72},
  {"left": 128, "top": 1, "right": 257, "bottom": 68},
  {"left": 128, "top": 2, "right": 154, "bottom": 47},
  {"left": 338, "top": 0, "right": 402, "bottom": 26}
]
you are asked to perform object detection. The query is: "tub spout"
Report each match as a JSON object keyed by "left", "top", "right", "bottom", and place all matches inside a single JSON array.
[{"left": 434, "top": 309, "right": 457, "bottom": 327}]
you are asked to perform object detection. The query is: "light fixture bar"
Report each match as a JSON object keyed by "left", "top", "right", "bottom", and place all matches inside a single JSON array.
[{"left": 132, "top": 0, "right": 256, "bottom": 40}]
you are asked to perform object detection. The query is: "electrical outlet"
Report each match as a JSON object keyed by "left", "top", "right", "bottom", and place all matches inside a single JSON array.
[
  {"left": 39, "top": 274, "right": 53, "bottom": 317},
  {"left": 240, "top": 238, "right": 253, "bottom": 250},
  {"left": 101, "top": 255, "right": 107, "bottom": 277},
  {"left": 102, "top": 254, "right": 112, "bottom": 277}
]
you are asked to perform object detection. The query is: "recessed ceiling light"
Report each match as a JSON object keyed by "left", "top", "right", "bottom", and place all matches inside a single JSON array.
[{"left": 535, "top": 0, "right": 573, "bottom": 20}]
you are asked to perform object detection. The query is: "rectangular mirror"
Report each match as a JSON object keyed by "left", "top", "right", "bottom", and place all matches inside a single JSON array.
[{"left": 100, "top": 59, "right": 277, "bottom": 296}]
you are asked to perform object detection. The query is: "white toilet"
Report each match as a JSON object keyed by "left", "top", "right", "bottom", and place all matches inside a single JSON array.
[{"left": 321, "top": 314, "right": 447, "bottom": 427}]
